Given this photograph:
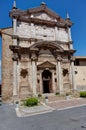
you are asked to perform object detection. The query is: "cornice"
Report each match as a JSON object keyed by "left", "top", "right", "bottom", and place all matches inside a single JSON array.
[
  {"left": 10, "top": 4, "right": 73, "bottom": 27},
  {"left": 17, "top": 17, "right": 67, "bottom": 28}
]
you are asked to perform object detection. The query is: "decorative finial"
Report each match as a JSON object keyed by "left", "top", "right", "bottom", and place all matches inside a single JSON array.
[
  {"left": 13, "top": 0, "right": 17, "bottom": 9},
  {"left": 66, "top": 12, "right": 70, "bottom": 19},
  {"left": 41, "top": 2, "right": 46, "bottom": 6}
]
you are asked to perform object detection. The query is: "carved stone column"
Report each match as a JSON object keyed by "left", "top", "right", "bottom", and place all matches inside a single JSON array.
[
  {"left": 12, "top": 53, "right": 18, "bottom": 96},
  {"left": 12, "top": 16, "right": 18, "bottom": 98},
  {"left": 57, "top": 57, "right": 63, "bottom": 94},
  {"left": 31, "top": 53, "right": 37, "bottom": 95},
  {"left": 13, "top": 19, "right": 17, "bottom": 35},
  {"left": 71, "top": 57, "right": 76, "bottom": 91},
  {"left": 31, "top": 21, "right": 36, "bottom": 38},
  {"left": 67, "top": 27, "right": 73, "bottom": 50},
  {"left": 17, "top": 62, "right": 20, "bottom": 96},
  {"left": 55, "top": 26, "right": 57, "bottom": 41},
  {"left": 40, "top": 70, "right": 43, "bottom": 93},
  {"left": 68, "top": 27, "right": 72, "bottom": 42},
  {"left": 52, "top": 70, "right": 55, "bottom": 92}
]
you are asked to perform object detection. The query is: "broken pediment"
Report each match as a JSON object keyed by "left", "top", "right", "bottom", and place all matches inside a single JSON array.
[{"left": 37, "top": 61, "right": 56, "bottom": 70}]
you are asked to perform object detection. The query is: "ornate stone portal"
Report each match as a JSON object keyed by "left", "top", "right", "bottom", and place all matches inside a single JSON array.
[{"left": 0, "top": 2, "right": 76, "bottom": 101}]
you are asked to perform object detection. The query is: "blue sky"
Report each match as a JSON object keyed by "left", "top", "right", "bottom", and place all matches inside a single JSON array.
[{"left": 0, "top": 0, "right": 86, "bottom": 82}]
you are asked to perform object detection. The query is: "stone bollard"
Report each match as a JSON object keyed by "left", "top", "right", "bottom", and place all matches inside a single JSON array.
[
  {"left": 45, "top": 96, "right": 48, "bottom": 104},
  {"left": 66, "top": 95, "right": 70, "bottom": 100},
  {"left": 15, "top": 101, "right": 19, "bottom": 108}
]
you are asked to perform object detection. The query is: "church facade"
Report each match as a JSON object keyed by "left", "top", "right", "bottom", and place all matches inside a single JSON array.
[{"left": 0, "top": 2, "right": 77, "bottom": 101}]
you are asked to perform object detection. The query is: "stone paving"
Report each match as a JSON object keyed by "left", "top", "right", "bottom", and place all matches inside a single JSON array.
[
  {"left": 47, "top": 98, "right": 86, "bottom": 110},
  {"left": 16, "top": 97, "right": 86, "bottom": 117},
  {"left": 46, "top": 95, "right": 65, "bottom": 102},
  {"left": 16, "top": 104, "right": 53, "bottom": 117}
]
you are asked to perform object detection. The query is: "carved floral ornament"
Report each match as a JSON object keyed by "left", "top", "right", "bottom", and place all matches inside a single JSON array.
[
  {"left": 63, "top": 68, "right": 68, "bottom": 76},
  {"left": 20, "top": 69, "right": 28, "bottom": 78}
]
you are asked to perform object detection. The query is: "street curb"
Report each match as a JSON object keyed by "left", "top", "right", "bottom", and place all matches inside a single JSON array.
[
  {"left": 15, "top": 107, "right": 53, "bottom": 117},
  {"left": 57, "top": 104, "right": 86, "bottom": 111}
]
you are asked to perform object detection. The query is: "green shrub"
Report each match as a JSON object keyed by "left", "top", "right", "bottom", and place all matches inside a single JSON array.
[
  {"left": 55, "top": 92, "right": 60, "bottom": 95},
  {"left": 80, "top": 91, "right": 86, "bottom": 98},
  {"left": 38, "top": 94, "right": 42, "bottom": 97},
  {"left": 66, "top": 93, "right": 70, "bottom": 96},
  {"left": 24, "top": 97, "right": 39, "bottom": 107}
]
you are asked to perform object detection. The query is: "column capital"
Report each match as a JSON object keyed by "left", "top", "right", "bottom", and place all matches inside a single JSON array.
[
  {"left": 57, "top": 56, "right": 62, "bottom": 62},
  {"left": 12, "top": 53, "right": 19, "bottom": 61},
  {"left": 30, "top": 47, "right": 39, "bottom": 61},
  {"left": 70, "top": 56, "right": 75, "bottom": 62},
  {"left": 31, "top": 52, "right": 37, "bottom": 61}
]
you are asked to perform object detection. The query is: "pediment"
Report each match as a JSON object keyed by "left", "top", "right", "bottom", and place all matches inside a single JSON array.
[
  {"left": 27, "top": 4, "right": 63, "bottom": 22},
  {"left": 10, "top": 3, "right": 73, "bottom": 27},
  {"left": 37, "top": 61, "right": 56, "bottom": 70},
  {"left": 33, "top": 12, "right": 57, "bottom": 22}
]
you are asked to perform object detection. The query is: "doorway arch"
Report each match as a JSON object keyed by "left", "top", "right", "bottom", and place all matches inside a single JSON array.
[{"left": 42, "top": 70, "right": 52, "bottom": 93}]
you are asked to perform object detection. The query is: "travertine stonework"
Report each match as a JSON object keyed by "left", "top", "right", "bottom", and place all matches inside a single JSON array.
[
  {"left": 1, "top": 28, "right": 13, "bottom": 101},
  {"left": 17, "top": 23, "right": 68, "bottom": 42},
  {"left": 1, "top": 3, "right": 85, "bottom": 102}
]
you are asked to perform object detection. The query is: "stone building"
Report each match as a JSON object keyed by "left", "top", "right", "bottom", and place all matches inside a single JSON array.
[
  {"left": 74, "top": 57, "right": 86, "bottom": 91},
  {"left": 0, "top": 2, "right": 77, "bottom": 101}
]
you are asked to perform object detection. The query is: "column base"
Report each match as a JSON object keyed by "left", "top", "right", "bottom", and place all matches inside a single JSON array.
[
  {"left": 12, "top": 95, "right": 19, "bottom": 103},
  {"left": 32, "top": 93, "right": 38, "bottom": 97},
  {"left": 59, "top": 90, "right": 64, "bottom": 95}
]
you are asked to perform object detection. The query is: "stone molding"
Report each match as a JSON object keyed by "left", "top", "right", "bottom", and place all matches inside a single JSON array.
[
  {"left": 37, "top": 61, "right": 56, "bottom": 70},
  {"left": 10, "top": 3, "right": 73, "bottom": 28}
]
